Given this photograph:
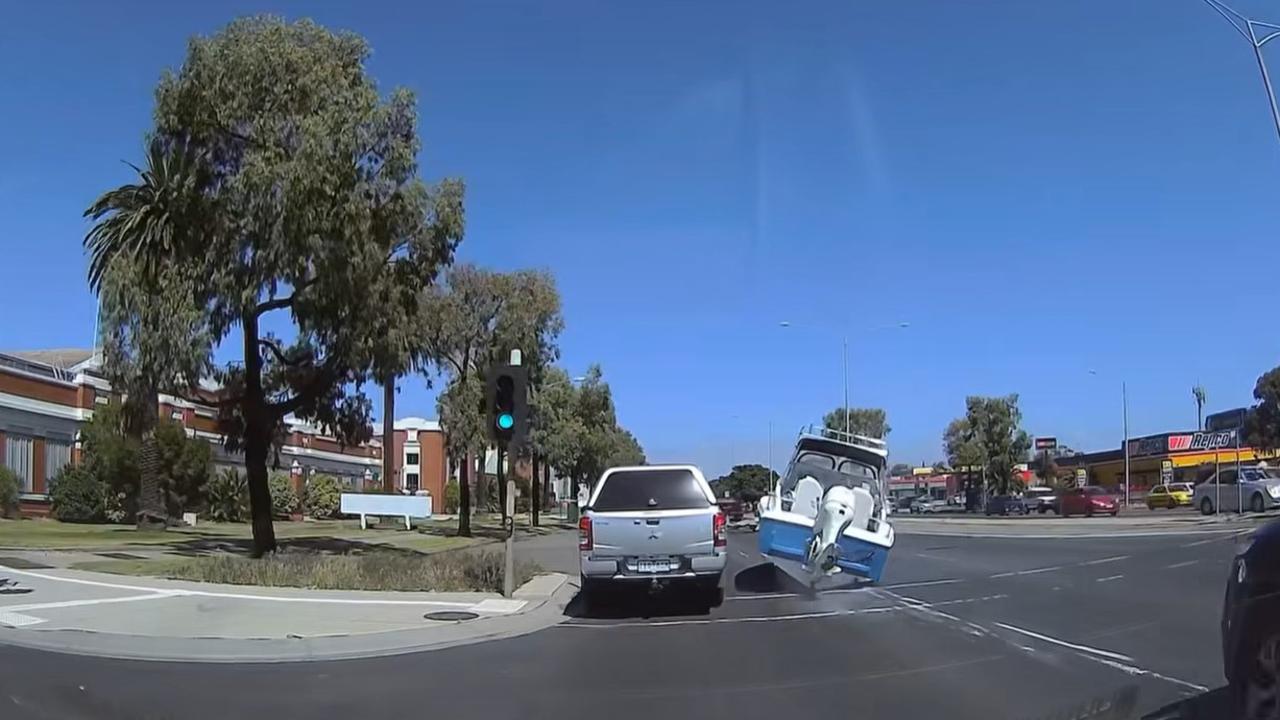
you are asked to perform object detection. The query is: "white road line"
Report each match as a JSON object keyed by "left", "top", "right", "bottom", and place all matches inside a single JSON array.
[
  {"left": 0, "top": 611, "right": 45, "bottom": 627},
  {"left": 994, "top": 622, "right": 1134, "bottom": 662},
  {"left": 0, "top": 565, "right": 491, "bottom": 611},
  {"left": 1166, "top": 560, "right": 1199, "bottom": 569},
  {"left": 2, "top": 592, "right": 180, "bottom": 613},
  {"left": 1091, "top": 656, "right": 1208, "bottom": 693},
  {"left": 1082, "top": 555, "right": 1129, "bottom": 566},
  {"left": 1094, "top": 575, "right": 1124, "bottom": 583},
  {"left": 1182, "top": 537, "right": 1222, "bottom": 548},
  {"left": 991, "top": 566, "right": 1061, "bottom": 578},
  {"left": 737, "top": 551, "right": 749, "bottom": 558},
  {"left": 898, "top": 529, "right": 1243, "bottom": 540}
]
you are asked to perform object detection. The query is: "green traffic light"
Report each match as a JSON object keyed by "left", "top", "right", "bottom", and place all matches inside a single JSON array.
[{"left": 497, "top": 413, "right": 514, "bottom": 430}]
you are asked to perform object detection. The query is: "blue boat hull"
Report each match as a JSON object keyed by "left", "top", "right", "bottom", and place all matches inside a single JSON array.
[{"left": 757, "top": 515, "right": 890, "bottom": 583}]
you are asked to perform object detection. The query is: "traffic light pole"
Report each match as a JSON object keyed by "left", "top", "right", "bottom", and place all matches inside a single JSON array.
[{"left": 500, "top": 442, "right": 515, "bottom": 597}]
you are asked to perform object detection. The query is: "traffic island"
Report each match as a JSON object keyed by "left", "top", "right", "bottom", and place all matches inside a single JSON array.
[{"left": 0, "top": 563, "right": 571, "bottom": 662}]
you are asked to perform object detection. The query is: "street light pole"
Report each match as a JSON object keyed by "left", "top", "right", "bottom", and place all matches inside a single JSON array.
[
  {"left": 1204, "top": 0, "right": 1280, "bottom": 146},
  {"left": 1122, "top": 381, "right": 1130, "bottom": 508}
]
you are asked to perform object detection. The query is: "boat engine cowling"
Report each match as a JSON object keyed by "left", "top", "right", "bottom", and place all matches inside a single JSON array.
[{"left": 803, "top": 484, "right": 860, "bottom": 578}]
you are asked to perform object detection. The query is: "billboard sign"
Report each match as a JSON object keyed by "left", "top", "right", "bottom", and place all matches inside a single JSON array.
[
  {"left": 1035, "top": 437, "right": 1057, "bottom": 451},
  {"left": 1075, "top": 468, "right": 1087, "bottom": 488}
]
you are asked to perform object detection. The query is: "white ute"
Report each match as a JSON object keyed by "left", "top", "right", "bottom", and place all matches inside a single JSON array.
[{"left": 578, "top": 465, "right": 727, "bottom": 603}]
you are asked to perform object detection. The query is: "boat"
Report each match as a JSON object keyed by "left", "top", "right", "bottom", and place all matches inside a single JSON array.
[{"left": 757, "top": 424, "right": 894, "bottom": 586}]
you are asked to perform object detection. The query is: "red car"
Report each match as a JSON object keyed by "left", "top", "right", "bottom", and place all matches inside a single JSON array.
[{"left": 1058, "top": 486, "right": 1120, "bottom": 517}]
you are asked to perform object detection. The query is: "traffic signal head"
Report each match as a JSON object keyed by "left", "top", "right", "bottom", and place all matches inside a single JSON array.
[{"left": 487, "top": 364, "right": 528, "bottom": 449}]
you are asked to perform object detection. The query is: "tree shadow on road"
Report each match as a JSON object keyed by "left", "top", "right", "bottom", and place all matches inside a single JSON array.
[{"left": 157, "top": 535, "right": 427, "bottom": 558}]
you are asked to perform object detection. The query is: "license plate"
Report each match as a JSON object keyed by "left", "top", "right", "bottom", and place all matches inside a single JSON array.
[{"left": 637, "top": 559, "right": 670, "bottom": 573}]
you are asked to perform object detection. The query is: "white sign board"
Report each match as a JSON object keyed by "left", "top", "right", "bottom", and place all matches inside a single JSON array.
[
  {"left": 339, "top": 493, "right": 432, "bottom": 530},
  {"left": 1075, "top": 468, "right": 1087, "bottom": 488}
]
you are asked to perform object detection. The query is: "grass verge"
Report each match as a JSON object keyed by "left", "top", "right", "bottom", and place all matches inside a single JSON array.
[{"left": 72, "top": 548, "right": 541, "bottom": 593}]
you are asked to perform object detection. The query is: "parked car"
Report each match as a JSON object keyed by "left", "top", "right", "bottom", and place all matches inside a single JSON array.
[
  {"left": 1058, "top": 486, "right": 1119, "bottom": 517},
  {"left": 985, "top": 494, "right": 1029, "bottom": 516},
  {"left": 1023, "top": 486, "right": 1057, "bottom": 514},
  {"left": 1146, "top": 483, "right": 1194, "bottom": 510},
  {"left": 579, "top": 465, "right": 726, "bottom": 604},
  {"left": 1223, "top": 521, "right": 1280, "bottom": 717},
  {"left": 1194, "top": 466, "right": 1280, "bottom": 515},
  {"left": 894, "top": 496, "right": 916, "bottom": 513},
  {"left": 910, "top": 496, "right": 946, "bottom": 514},
  {"left": 716, "top": 497, "right": 745, "bottom": 522}
]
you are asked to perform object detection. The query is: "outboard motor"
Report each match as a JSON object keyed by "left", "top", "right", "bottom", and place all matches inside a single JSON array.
[{"left": 802, "top": 484, "right": 859, "bottom": 582}]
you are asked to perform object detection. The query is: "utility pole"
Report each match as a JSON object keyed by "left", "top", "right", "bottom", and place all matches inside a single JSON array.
[
  {"left": 501, "top": 442, "right": 514, "bottom": 598},
  {"left": 1122, "top": 381, "right": 1130, "bottom": 508}
]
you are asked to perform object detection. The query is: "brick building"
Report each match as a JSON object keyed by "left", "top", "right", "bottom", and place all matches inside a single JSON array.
[{"left": 0, "top": 348, "right": 447, "bottom": 516}]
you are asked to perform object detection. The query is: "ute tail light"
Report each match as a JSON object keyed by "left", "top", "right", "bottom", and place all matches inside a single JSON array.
[
  {"left": 578, "top": 515, "right": 593, "bottom": 551},
  {"left": 713, "top": 511, "right": 727, "bottom": 549}
]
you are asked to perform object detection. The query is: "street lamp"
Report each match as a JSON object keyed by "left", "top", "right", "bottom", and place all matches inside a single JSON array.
[
  {"left": 1088, "top": 369, "right": 1130, "bottom": 507},
  {"left": 1203, "top": 0, "right": 1280, "bottom": 146},
  {"left": 778, "top": 320, "right": 909, "bottom": 433}
]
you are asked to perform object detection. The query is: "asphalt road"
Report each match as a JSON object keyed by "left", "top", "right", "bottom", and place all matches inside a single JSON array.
[{"left": 0, "top": 526, "right": 1250, "bottom": 720}]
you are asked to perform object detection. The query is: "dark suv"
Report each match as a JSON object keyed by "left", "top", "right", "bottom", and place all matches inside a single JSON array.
[{"left": 985, "top": 494, "right": 1029, "bottom": 516}]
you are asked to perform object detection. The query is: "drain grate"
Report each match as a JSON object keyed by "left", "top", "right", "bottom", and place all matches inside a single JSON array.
[{"left": 424, "top": 610, "right": 479, "bottom": 622}]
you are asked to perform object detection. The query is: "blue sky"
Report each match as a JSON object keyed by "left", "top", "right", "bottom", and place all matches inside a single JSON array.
[{"left": 5, "top": 1, "right": 1280, "bottom": 477}]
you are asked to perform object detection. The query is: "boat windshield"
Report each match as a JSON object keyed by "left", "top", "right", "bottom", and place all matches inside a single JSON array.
[{"left": 784, "top": 451, "right": 881, "bottom": 496}]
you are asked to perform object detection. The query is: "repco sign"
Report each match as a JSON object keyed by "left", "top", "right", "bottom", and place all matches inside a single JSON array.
[
  {"left": 1128, "top": 431, "right": 1237, "bottom": 457},
  {"left": 1168, "top": 432, "right": 1235, "bottom": 453}
]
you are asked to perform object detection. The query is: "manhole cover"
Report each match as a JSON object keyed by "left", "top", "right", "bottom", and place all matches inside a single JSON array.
[{"left": 424, "top": 611, "right": 479, "bottom": 622}]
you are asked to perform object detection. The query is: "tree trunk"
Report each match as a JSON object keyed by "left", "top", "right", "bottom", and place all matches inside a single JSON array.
[
  {"left": 457, "top": 451, "right": 472, "bottom": 537},
  {"left": 382, "top": 376, "right": 396, "bottom": 493},
  {"left": 245, "top": 426, "right": 277, "bottom": 556},
  {"left": 530, "top": 453, "right": 540, "bottom": 527},
  {"left": 136, "top": 430, "right": 165, "bottom": 530},
  {"left": 242, "top": 313, "right": 277, "bottom": 556},
  {"left": 542, "top": 462, "right": 553, "bottom": 511}
]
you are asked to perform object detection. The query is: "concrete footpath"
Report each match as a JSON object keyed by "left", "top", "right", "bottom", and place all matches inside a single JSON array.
[{"left": 0, "top": 560, "right": 573, "bottom": 663}]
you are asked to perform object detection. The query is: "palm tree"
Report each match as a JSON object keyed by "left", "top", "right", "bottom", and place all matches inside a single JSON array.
[
  {"left": 1193, "top": 384, "right": 1208, "bottom": 430},
  {"left": 84, "top": 137, "right": 211, "bottom": 529}
]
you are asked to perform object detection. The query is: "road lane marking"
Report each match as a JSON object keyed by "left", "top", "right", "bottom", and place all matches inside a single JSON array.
[
  {"left": 1166, "top": 560, "right": 1199, "bottom": 569},
  {"left": 737, "top": 551, "right": 749, "bottom": 558},
  {"left": 1094, "top": 575, "right": 1123, "bottom": 583},
  {"left": 0, "top": 611, "right": 45, "bottom": 627},
  {"left": 1091, "top": 656, "right": 1209, "bottom": 693},
  {"left": 1, "top": 592, "right": 180, "bottom": 613},
  {"left": 994, "top": 622, "right": 1134, "bottom": 662},
  {"left": 1181, "top": 537, "right": 1222, "bottom": 547},
  {"left": 0, "top": 565, "right": 504, "bottom": 612},
  {"left": 1082, "top": 555, "right": 1129, "bottom": 566},
  {"left": 991, "top": 566, "right": 1061, "bottom": 578}
]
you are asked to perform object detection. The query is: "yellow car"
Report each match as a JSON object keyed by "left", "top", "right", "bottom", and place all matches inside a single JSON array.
[{"left": 1146, "top": 483, "right": 1194, "bottom": 509}]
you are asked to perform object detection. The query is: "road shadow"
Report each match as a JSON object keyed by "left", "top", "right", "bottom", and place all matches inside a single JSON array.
[
  {"left": 157, "top": 535, "right": 427, "bottom": 558},
  {"left": 730, "top": 561, "right": 871, "bottom": 597},
  {"left": 1139, "top": 686, "right": 1231, "bottom": 719},
  {"left": 564, "top": 583, "right": 722, "bottom": 620}
]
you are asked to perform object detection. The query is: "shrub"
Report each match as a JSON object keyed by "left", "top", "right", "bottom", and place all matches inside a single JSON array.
[
  {"left": 206, "top": 468, "right": 249, "bottom": 522},
  {"left": 0, "top": 466, "right": 19, "bottom": 518},
  {"left": 50, "top": 464, "right": 105, "bottom": 523},
  {"left": 154, "top": 419, "right": 212, "bottom": 516},
  {"left": 269, "top": 471, "right": 300, "bottom": 517},
  {"left": 305, "top": 474, "right": 342, "bottom": 519},
  {"left": 443, "top": 480, "right": 459, "bottom": 513},
  {"left": 143, "top": 548, "right": 540, "bottom": 592}
]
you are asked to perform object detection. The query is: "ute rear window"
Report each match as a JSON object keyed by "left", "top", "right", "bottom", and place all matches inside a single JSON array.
[{"left": 592, "top": 469, "right": 710, "bottom": 511}]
